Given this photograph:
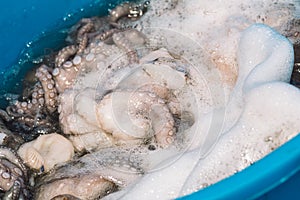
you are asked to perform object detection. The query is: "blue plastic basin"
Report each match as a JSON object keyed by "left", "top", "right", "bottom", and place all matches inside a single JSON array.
[{"left": 1, "top": 1, "right": 299, "bottom": 199}]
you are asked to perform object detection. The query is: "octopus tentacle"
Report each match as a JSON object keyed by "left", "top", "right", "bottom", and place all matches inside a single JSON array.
[
  {"left": 128, "top": 91, "right": 175, "bottom": 148},
  {"left": 77, "top": 33, "right": 88, "bottom": 54},
  {"left": 35, "top": 65, "right": 58, "bottom": 113},
  {"left": 96, "top": 91, "right": 175, "bottom": 148},
  {"left": 35, "top": 174, "right": 116, "bottom": 200},
  {"left": 138, "top": 84, "right": 182, "bottom": 116},
  {"left": 3, "top": 180, "right": 21, "bottom": 200},
  {"left": 6, "top": 81, "right": 46, "bottom": 121},
  {"left": 30, "top": 82, "right": 45, "bottom": 109},
  {"left": 109, "top": 1, "right": 150, "bottom": 24},
  {"left": 52, "top": 59, "right": 81, "bottom": 93},
  {"left": 109, "top": 2, "right": 131, "bottom": 23},
  {"left": 0, "top": 109, "right": 11, "bottom": 122},
  {"left": 77, "top": 18, "right": 94, "bottom": 40},
  {"left": 76, "top": 19, "right": 94, "bottom": 54},
  {"left": 112, "top": 31, "right": 139, "bottom": 63},
  {"left": 0, "top": 146, "right": 27, "bottom": 181},
  {"left": 94, "top": 28, "right": 120, "bottom": 41},
  {"left": 55, "top": 45, "right": 78, "bottom": 67}
]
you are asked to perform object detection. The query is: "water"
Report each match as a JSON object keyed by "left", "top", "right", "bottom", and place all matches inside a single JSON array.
[{"left": 0, "top": 0, "right": 130, "bottom": 109}]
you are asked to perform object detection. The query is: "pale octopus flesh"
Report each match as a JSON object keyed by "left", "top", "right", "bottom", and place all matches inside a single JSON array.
[{"left": 0, "top": 1, "right": 200, "bottom": 199}]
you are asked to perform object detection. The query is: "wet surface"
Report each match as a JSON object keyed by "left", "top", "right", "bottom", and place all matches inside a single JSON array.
[{"left": 290, "top": 44, "right": 300, "bottom": 88}]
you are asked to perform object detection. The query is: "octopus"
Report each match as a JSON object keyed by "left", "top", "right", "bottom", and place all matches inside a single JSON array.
[
  {"left": 2, "top": 0, "right": 297, "bottom": 199},
  {"left": 0, "top": 1, "right": 196, "bottom": 199},
  {"left": 0, "top": 146, "right": 30, "bottom": 200}
]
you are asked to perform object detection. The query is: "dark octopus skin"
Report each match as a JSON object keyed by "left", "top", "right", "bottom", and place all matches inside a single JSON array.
[
  {"left": 0, "top": 146, "right": 31, "bottom": 200},
  {"left": 0, "top": 118, "right": 24, "bottom": 152},
  {"left": 1, "top": 62, "right": 61, "bottom": 140}
]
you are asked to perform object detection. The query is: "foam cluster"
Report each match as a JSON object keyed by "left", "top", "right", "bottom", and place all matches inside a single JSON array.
[{"left": 103, "top": 23, "right": 299, "bottom": 200}]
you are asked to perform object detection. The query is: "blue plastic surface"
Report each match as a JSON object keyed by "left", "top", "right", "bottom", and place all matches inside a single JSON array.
[
  {"left": 1, "top": 1, "right": 299, "bottom": 199},
  {"left": 0, "top": 0, "right": 121, "bottom": 71}
]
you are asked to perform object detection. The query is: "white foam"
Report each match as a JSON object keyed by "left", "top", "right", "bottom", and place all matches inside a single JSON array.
[{"left": 102, "top": 0, "right": 299, "bottom": 198}]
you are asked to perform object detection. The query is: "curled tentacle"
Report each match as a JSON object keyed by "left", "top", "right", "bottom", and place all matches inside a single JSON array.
[
  {"left": 128, "top": 91, "right": 175, "bottom": 147},
  {"left": 112, "top": 29, "right": 146, "bottom": 63},
  {"left": 94, "top": 28, "right": 120, "bottom": 41},
  {"left": 0, "top": 109, "right": 11, "bottom": 122},
  {"left": 112, "top": 31, "right": 139, "bottom": 63},
  {"left": 52, "top": 58, "right": 81, "bottom": 93},
  {"left": 0, "top": 155, "right": 30, "bottom": 199},
  {"left": 5, "top": 81, "right": 47, "bottom": 128},
  {"left": 77, "top": 18, "right": 94, "bottom": 40},
  {"left": 6, "top": 93, "right": 43, "bottom": 117},
  {"left": 96, "top": 91, "right": 175, "bottom": 148},
  {"left": 3, "top": 180, "right": 21, "bottom": 200},
  {"left": 35, "top": 65, "right": 58, "bottom": 113},
  {"left": 109, "top": 2, "right": 131, "bottom": 23},
  {"left": 77, "top": 33, "right": 88, "bottom": 54},
  {"left": 76, "top": 19, "right": 94, "bottom": 54},
  {"left": 55, "top": 45, "right": 78, "bottom": 67},
  {"left": 0, "top": 146, "right": 28, "bottom": 181},
  {"left": 29, "top": 82, "right": 45, "bottom": 109}
]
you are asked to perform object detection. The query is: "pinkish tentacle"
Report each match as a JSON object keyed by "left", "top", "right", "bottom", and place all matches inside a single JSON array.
[
  {"left": 52, "top": 59, "right": 81, "bottom": 93},
  {"left": 112, "top": 31, "right": 139, "bottom": 63},
  {"left": 94, "top": 28, "right": 121, "bottom": 41},
  {"left": 55, "top": 45, "right": 78, "bottom": 67},
  {"left": 109, "top": 2, "right": 131, "bottom": 23},
  {"left": 97, "top": 91, "right": 175, "bottom": 148},
  {"left": 77, "top": 18, "right": 94, "bottom": 40},
  {"left": 35, "top": 65, "right": 58, "bottom": 113},
  {"left": 77, "top": 33, "right": 88, "bottom": 54},
  {"left": 6, "top": 81, "right": 45, "bottom": 118},
  {"left": 109, "top": 1, "right": 150, "bottom": 23},
  {"left": 76, "top": 18, "right": 94, "bottom": 54},
  {"left": 128, "top": 91, "right": 175, "bottom": 148}
]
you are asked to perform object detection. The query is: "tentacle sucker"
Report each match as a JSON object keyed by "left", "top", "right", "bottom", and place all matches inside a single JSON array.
[
  {"left": 55, "top": 45, "right": 78, "bottom": 67},
  {"left": 96, "top": 91, "right": 175, "bottom": 148},
  {"left": 3, "top": 180, "right": 22, "bottom": 200},
  {"left": 35, "top": 64, "right": 58, "bottom": 113},
  {"left": 0, "top": 146, "right": 27, "bottom": 180}
]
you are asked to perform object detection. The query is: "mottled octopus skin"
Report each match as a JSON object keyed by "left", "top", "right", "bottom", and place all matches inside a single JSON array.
[
  {"left": 6, "top": 81, "right": 44, "bottom": 118},
  {"left": 52, "top": 60, "right": 80, "bottom": 93},
  {"left": 1, "top": 2, "right": 184, "bottom": 199},
  {"left": 55, "top": 45, "right": 78, "bottom": 67},
  {"left": 112, "top": 31, "right": 139, "bottom": 63},
  {"left": 76, "top": 18, "right": 94, "bottom": 54},
  {"left": 109, "top": 1, "right": 150, "bottom": 24},
  {"left": 94, "top": 28, "right": 121, "bottom": 41},
  {"left": 35, "top": 174, "right": 116, "bottom": 200},
  {"left": 35, "top": 64, "right": 58, "bottom": 113},
  {"left": 0, "top": 146, "right": 27, "bottom": 179},
  {"left": 112, "top": 29, "right": 147, "bottom": 64},
  {"left": 77, "top": 18, "right": 94, "bottom": 40},
  {"left": 96, "top": 91, "right": 175, "bottom": 148},
  {"left": 0, "top": 146, "right": 30, "bottom": 200}
]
